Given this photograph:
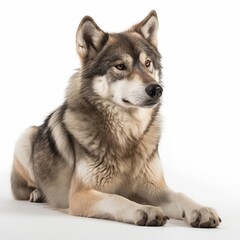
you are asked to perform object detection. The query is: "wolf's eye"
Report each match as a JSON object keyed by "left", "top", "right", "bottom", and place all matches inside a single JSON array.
[
  {"left": 115, "top": 64, "right": 126, "bottom": 71},
  {"left": 145, "top": 59, "right": 152, "bottom": 68}
]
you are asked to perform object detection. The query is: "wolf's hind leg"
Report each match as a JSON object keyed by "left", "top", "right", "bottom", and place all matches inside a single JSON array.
[
  {"left": 11, "top": 126, "right": 39, "bottom": 201},
  {"left": 11, "top": 163, "right": 44, "bottom": 202},
  {"left": 11, "top": 165, "right": 35, "bottom": 200}
]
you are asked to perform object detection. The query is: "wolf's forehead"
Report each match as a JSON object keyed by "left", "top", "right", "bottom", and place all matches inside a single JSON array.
[
  {"left": 110, "top": 38, "right": 147, "bottom": 61},
  {"left": 118, "top": 52, "right": 148, "bottom": 64},
  {"left": 109, "top": 33, "right": 147, "bottom": 57},
  {"left": 121, "top": 54, "right": 133, "bottom": 64}
]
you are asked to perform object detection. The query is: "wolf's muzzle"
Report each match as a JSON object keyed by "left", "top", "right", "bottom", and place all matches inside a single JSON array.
[{"left": 145, "top": 84, "right": 163, "bottom": 99}]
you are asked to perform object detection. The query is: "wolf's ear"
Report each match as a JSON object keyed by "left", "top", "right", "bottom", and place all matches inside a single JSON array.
[
  {"left": 131, "top": 10, "right": 159, "bottom": 47},
  {"left": 76, "top": 16, "right": 108, "bottom": 62}
]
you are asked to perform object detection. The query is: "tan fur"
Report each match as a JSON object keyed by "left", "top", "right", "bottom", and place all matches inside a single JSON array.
[
  {"left": 11, "top": 10, "right": 221, "bottom": 228},
  {"left": 69, "top": 189, "right": 103, "bottom": 217},
  {"left": 13, "top": 157, "right": 35, "bottom": 187}
]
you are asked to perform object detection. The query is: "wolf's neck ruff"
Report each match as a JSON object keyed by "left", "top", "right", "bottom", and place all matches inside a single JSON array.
[
  {"left": 64, "top": 85, "right": 161, "bottom": 163},
  {"left": 11, "top": 11, "right": 221, "bottom": 228}
]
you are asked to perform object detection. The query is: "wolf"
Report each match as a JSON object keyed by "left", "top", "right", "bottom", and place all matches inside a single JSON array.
[{"left": 11, "top": 10, "right": 221, "bottom": 227}]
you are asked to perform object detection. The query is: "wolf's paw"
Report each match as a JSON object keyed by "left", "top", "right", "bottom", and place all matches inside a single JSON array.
[
  {"left": 29, "top": 189, "right": 44, "bottom": 203},
  {"left": 184, "top": 207, "right": 221, "bottom": 228},
  {"left": 135, "top": 206, "right": 169, "bottom": 226}
]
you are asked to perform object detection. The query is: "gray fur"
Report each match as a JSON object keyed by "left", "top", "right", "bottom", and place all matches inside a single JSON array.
[{"left": 10, "top": 10, "right": 221, "bottom": 228}]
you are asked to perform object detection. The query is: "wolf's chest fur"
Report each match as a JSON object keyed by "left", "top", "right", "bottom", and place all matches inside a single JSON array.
[
  {"left": 64, "top": 101, "right": 161, "bottom": 190},
  {"left": 11, "top": 10, "right": 221, "bottom": 228},
  {"left": 66, "top": 101, "right": 160, "bottom": 158}
]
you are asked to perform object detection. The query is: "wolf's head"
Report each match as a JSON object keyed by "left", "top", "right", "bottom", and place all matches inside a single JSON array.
[{"left": 75, "top": 10, "right": 162, "bottom": 109}]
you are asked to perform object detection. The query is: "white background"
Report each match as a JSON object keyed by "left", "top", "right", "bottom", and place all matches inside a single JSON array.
[{"left": 0, "top": 0, "right": 240, "bottom": 239}]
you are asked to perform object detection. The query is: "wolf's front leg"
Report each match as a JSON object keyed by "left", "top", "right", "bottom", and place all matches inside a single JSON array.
[
  {"left": 160, "top": 190, "right": 221, "bottom": 228},
  {"left": 137, "top": 158, "right": 221, "bottom": 228},
  {"left": 69, "top": 189, "right": 168, "bottom": 226}
]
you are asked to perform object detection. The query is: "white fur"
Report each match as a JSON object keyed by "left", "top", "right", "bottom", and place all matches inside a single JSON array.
[
  {"left": 93, "top": 76, "right": 149, "bottom": 107},
  {"left": 75, "top": 159, "right": 93, "bottom": 186},
  {"left": 130, "top": 107, "right": 152, "bottom": 135},
  {"left": 14, "top": 127, "right": 37, "bottom": 182},
  {"left": 140, "top": 16, "right": 158, "bottom": 47},
  {"left": 154, "top": 70, "right": 161, "bottom": 83},
  {"left": 93, "top": 76, "right": 109, "bottom": 98},
  {"left": 110, "top": 78, "right": 147, "bottom": 107},
  {"left": 76, "top": 21, "right": 104, "bottom": 58},
  {"left": 48, "top": 109, "right": 75, "bottom": 167},
  {"left": 96, "top": 193, "right": 165, "bottom": 225}
]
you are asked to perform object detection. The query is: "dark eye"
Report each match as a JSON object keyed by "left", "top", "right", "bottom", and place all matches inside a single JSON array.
[
  {"left": 115, "top": 64, "right": 126, "bottom": 71},
  {"left": 145, "top": 59, "right": 152, "bottom": 68}
]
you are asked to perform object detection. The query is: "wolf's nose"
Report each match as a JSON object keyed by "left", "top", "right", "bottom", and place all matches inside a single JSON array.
[{"left": 145, "top": 84, "right": 163, "bottom": 99}]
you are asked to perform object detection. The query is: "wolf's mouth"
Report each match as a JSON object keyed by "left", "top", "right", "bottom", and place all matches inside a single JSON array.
[
  {"left": 122, "top": 98, "right": 159, "bottom": 108},
  {"left": 122, "top": 99, "right": 132, "bottom": 105},
  {"left": 142, "top": 99, "right": 160, "bottom": 108}
]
